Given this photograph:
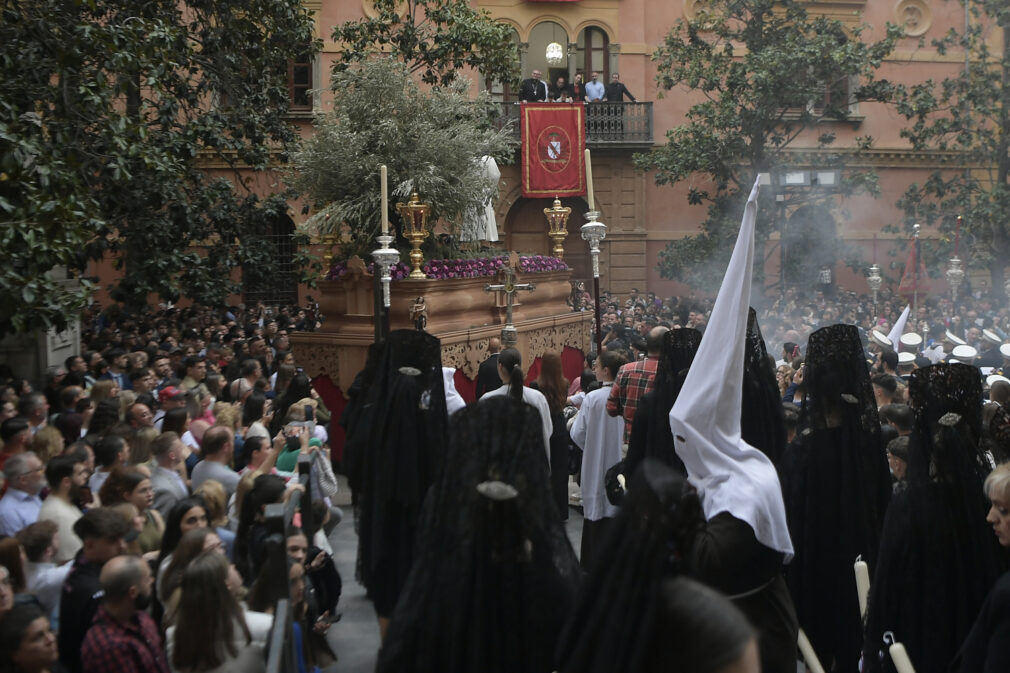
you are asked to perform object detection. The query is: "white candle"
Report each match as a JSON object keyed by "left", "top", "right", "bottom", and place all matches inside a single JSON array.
[
  {"left": 797, "top": 629, "right": 826, "bottom": 673},
  {"left": 380, "top": 164, "right": 389, "bottom": 235},
  {"left": 584, "top": 149, "right": 594, "bottom": 211},
  {"left": 889, "top": 643, "right": 916, "bottom": 673},
  {"left": 854, "top": 559, "right": 870, "bottom": 618}
]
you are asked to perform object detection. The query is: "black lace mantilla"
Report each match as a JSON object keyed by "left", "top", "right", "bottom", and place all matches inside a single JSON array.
[{"left": 801, "top": 323, "right": 880, "bottom": 435}]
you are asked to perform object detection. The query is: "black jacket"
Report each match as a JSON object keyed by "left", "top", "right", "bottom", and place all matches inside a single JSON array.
[
  {"left": 476, "top": 354, "right": 502, "bottom": 398},
  {"left": 519, "top": 78, "right": 548, "bottom": 102},
  {"left": 58, "top": 553, "right": 103, "bottom": 673}
]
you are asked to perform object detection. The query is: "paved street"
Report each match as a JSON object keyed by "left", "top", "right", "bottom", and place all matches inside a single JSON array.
[{"left": 325, "top": 476, "right": 585, "bottom": 672}]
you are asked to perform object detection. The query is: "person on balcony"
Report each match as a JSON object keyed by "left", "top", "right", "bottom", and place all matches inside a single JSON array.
[
  {"left": 571, "top": 73, "right": 587, "bottom": 102},
  {"left": 604, "top": 72, "right": 636, "bottom": 102},
  {"left": 551, "top": 75, "right": 573, "bottom": 102},
  {"left": 585, "top": 71, "right": 605, "bottom": 102},
  {"left": 519, "top": 70, "right": 547, "bottom": 103}
]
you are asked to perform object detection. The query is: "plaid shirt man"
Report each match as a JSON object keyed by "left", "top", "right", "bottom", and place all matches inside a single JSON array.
[
  {"left": 606, "top": 356, "right": 659, "bottom": 443},
  {"left": 80, "top": 606, "right": 170, "bottom": 673}
]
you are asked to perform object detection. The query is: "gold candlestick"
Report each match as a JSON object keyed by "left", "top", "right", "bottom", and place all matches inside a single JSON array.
[
  {"left": 396, "top": 191, "right": 431, "bottom": 280},
  {"left": 544, "top": 197, "right": 572, "bottom": 259}
]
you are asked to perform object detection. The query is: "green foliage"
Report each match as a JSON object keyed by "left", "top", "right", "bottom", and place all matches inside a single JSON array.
[
  {"left": 637, "top": 0, "right": 901, "bottom": 290},
  {"left": 0, "top": 0, "right": 318, "bottom": 335},
  {"left": 894, "top": 2, "right": 1010, "bottom": 290},
  {"left": 332, "top": 0, "right": 520, "bottom": 87},
  {"left": 290, "top": 58, "right": 518, "bottom": 261}
]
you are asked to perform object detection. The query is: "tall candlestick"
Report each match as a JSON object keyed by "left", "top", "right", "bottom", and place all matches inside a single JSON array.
[
  {"left": 854, "top": 559, "right": 870, "bottom": 618},
  {"left": 380, "top": 165, "right": 389, "bottom": 234},
  {"left": 584, "top": 149, "right": 594, "bottom": 211},
  {"left": 955, "top": 215, "right": 961, "bottom": 256},
  {"left": 873, "top": 234, "right": 877, "bottom": 264}
]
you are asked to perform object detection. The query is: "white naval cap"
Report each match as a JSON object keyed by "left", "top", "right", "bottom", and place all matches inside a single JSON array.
[
  {"left": 870, "top": 330, "right": 892, "bottom": 349},
  {"left": 952, "top": 344, "right": 978, "bottom": 363}
]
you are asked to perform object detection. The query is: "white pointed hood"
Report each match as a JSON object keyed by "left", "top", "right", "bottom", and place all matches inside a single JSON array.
[
  {"left": 670, "top": 178, "right": 794, "bottom": 560},
  {"left": 887, "top": 304, "right": 911, "bottom": 346}
]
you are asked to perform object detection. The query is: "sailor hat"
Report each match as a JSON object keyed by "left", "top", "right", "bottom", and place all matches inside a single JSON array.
[
  {"left": 899, "top": 333, "right": 923, "bottom": 349},
  {"left": 982, "top": 329, "right": 1002, "bottom": 346},
  {"left": 897, "top": 352, "right": 916, "bottom": 365},
  {"left": 870, "top": 330, "right": 892, "bottom": 349},
  {"left": 952, "top": 344, "right": 978, "bottom": 363},
  {"left": 987, "top": 374, "right": 1010, "bottom": 388},
  {"left": 945, "top": 330, "right": 967, "bottom": 346},
  {"left": 1001, "top": 343, "right": 1010, "bottom": 359}
]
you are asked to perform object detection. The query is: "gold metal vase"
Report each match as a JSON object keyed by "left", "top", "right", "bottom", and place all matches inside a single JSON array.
[{"left": 396, "top": 191, "right": 431, "bottom": 280}]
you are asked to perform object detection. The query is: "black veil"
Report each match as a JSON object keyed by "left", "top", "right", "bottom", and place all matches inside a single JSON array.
[
  {"left": 863, "top": 363, "right": 1005, "bottom": 673},
  {"left": 625, "top": 328, "right": 702, "bottom": 477},
  {"left": 741, "top": 309, "right": 787, "bottom": 463},
  {"left": 555, "top": 459, "right": 702, "bottom": 673},
  {"left": 376, "top": 397, "right": 581, "bottom": 673},
  {"left": 355, "top": 329, "right": 449, "bottom": 618},
  {"left": 777, "top": 323, "right": 891, "bottom": 672}
]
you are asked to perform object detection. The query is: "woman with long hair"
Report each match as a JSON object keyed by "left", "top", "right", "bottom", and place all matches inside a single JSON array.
[
  {"left": 162, "top": 407, "right": 199, "bottom": 476},
  {"left": 88, "top": 379, "right": 118, "bottom": 404},
  {"left": 529, "top": 350, "right": 571, "bottom": 519},
  {"left": 157, "top": 496, "right": 210, "bottom": 574},
  {"left": 234, "top": 474, "right": 287, "bottom": 584},
  {"left": 98, "top": 466, "right": 165, "bottom": 555},
  {"left": 478, "top": 347, "right": 553, "bottom": 467},
  {"left": 241, "top": 392, "right": 271, "bottom": 442},
  {"left": 272, "top": 363, "right": 297, "bottom": 400},
  {"left": 167, "top": 551, "right": 272, "bottom": 673},
  {"left": 160, "top": 528, "right": 225, "bottom": 627}
]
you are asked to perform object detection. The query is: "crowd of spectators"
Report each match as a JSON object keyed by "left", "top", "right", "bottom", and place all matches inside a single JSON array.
[
  {"left": 0, "top": 299, "right": 340, "bottom": 673},
  {"left": 593, "top": 282, "right": 1010, "bottom": 372}
]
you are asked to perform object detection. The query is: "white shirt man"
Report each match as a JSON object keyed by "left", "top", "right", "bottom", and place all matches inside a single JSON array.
[{"left": 570, "top": 351, "right": 626, "bottom": 568}]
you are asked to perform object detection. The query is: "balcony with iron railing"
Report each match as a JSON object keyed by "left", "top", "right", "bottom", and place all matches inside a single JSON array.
[{"left": 497, "top": 102, "right": 654, "bottom": 149}]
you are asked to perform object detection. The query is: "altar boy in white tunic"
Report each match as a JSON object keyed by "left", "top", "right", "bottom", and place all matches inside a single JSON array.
[{"left": 570, "top": 350, "right": 627, "bottom": 569}]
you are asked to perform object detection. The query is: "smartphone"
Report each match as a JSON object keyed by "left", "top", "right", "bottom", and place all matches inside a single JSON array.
[{"left": 305, "top": 404, "right": 315, "bottom": 423}]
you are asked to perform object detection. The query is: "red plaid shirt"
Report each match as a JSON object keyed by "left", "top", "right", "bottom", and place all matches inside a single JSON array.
[
  {"left": 606, "top": 356, "right": 659, "bottom": 442},
  {"left": 80, "top": 606, "right": 169, "bottom": 673}
]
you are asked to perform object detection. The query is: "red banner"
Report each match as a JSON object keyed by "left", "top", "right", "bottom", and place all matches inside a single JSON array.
[
  {"left": 897, "top": 242, "right": 931, "bottom": 301},
  {"left": 521, "top": 103, "right": 586, "bottom": 198}
]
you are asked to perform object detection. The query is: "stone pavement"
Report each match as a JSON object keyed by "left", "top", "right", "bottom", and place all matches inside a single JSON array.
[{"left": 323, "top": 475, "right": 585, "bottom": 672}]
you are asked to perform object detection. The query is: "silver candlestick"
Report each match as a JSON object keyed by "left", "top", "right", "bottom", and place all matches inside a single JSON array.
[
  {"left": 371, "top": 234, "right": 399, "bottom": 309},
  {"left": 581, "top": 210, "right": 607, "bottom": 354},
  {"left": 946, "top": 256, "right": 965, "bottom": 304},
  {"left": 867, "top": 263, "right": 882, "bottom": 315}
]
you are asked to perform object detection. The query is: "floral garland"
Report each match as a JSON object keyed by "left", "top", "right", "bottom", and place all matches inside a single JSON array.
[{"left": 327, "top": 254, "right": 568, "bottom": 281}]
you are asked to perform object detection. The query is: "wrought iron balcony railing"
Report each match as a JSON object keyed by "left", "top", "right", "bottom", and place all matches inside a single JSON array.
[{"left": 497, "top": 101, "right": 654, "bottom": 148}]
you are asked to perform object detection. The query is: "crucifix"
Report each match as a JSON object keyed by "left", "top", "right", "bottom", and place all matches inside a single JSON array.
[{"left": 485, "top": 263, "right": 536, "bottom": 347}]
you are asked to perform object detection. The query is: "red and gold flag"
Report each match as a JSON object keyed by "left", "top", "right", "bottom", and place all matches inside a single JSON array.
[{"left": 521, "top": 103, "right": 586, "bottom": 198}]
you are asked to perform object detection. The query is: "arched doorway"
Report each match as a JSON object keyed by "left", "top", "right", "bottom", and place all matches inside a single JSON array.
[
  {"left": 504, "top": 197, "right": 591, "bottom": 283},
  {"left": 782, "top": 205, "right": 838, "bottom": 288},
  {"left": 527, "top": 21, "right": 570, "bottom": 89},
  {"left": 243, "top": 213, "right": 299, "bottom": 306}
]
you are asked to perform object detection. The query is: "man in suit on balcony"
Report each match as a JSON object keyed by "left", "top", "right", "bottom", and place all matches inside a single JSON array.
[
  {"left": 604, "top": 72, "right": 636, "bottom": 102},
  {"left": 519, "top": 70, "right": 548, "bottom": 103}
]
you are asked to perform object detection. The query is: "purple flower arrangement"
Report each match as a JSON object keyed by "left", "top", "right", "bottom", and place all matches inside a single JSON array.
[{"left": 326, "top": 255, "right": 567, "bottom": 281}]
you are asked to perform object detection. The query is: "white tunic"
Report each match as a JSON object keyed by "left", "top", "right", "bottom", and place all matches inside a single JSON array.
[
  {"left": 480, "top": 384, "right": 552, "bottom": 466},
  {"left": 570, "top": 384, "right": 623, "bottom": 521}
]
